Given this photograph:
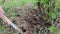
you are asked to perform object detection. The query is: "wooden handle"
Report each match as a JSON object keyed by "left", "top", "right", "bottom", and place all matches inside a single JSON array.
[{"left": 0, "top": 6, "right": 22, "bottom": 33}]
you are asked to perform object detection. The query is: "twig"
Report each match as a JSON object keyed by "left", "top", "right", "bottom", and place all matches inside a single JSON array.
[{"left": 54, "top": 17, "right": 60, "bottom": 26}]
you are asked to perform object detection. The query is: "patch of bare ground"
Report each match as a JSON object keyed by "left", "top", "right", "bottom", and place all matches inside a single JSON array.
[
  {"left": 2, "top": 3, "right": 36, "bottom": 34},
  {"left": 2, "top": 3, "right": 54, "bottom": 34}
]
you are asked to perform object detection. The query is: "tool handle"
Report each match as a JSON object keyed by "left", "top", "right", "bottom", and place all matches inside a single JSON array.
[{"left": 0, "top": 6, "right": 22, "bottom": 34}]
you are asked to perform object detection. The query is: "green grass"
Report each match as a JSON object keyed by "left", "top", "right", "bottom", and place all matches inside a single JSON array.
[{"left": 0, "top": 0, "right": 38, "bottom": 12}]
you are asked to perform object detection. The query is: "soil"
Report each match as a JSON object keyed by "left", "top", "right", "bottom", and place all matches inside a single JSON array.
[
  {"left": 2, "top": 3, "right": 36, "bottom": 34},
  {"left": 1, "top": 3, "right": 57, "bottom": 34}
]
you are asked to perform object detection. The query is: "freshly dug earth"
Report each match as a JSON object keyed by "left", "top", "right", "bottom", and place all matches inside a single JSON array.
[
  {"left": 1, "top": 3, "right": 52, "bottom": 34},
  {"left": 2, "top": 4, "right": 36, "bottom": 34}
]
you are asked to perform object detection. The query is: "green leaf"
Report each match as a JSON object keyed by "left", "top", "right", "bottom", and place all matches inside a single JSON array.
[
  {"left": 55, "top": 30, "right": 60, "bottom": 34},
  {"left": 56, "top": 0, "right": 60, "bottom": 9},
  {"left": 40, "top": 0, "right": 44, "bottom": 3},
  {"left": 48, "top": 25, "right": 56, "bottom": 32},
  {"left": 40, "top": 0, "right": 48, "bottom": 3},
  {"left": 0, "top": 31, "right": 2, "bottom": 34},
  {"left": 44, "top": 31, "right": 48, "bottom": 34},
  {"left": 0, "top": 26, "right": 5, "bottom": 31},
  {"left": 49, "top": 12, "right": 57, "bottom": 19},
  {"left": 44, "top": 3, "right": 49, "bottom": 8},
  {"left": 0, "top": 0, "right": 2, "bottom": 4}
]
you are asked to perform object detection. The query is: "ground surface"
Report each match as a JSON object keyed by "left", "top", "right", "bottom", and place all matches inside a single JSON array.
[
  {"left": 0, "top": 3, "right": 60, "bottom": 34},
  {"left": 2, "top": 3, "right": 35, "bottom": 34}
]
